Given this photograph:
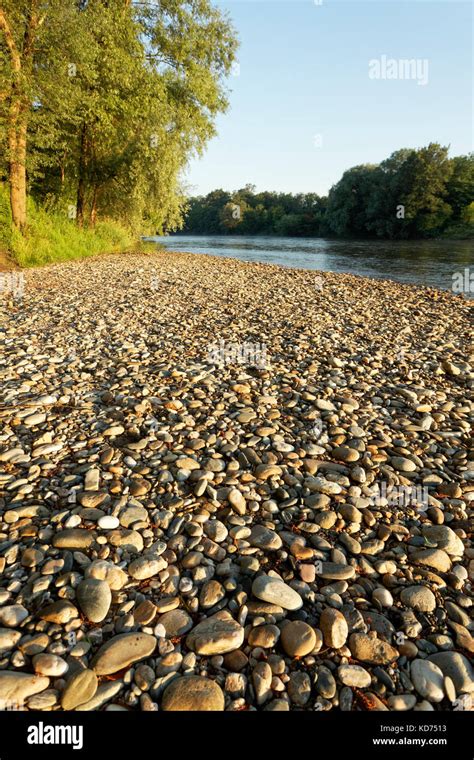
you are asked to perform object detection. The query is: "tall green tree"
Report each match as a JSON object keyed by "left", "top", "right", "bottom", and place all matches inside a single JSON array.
[
  {"left": 445, "top": 153, "right": 474, "bottom": 220},
  {"left": 1, "top": 0, "right": 238, "bottom": 232},
  {"left": 0, "top": 0, "right": 73, "bottom": 230},
  {"left": 325, "top": 164, "right": 379, "bottom": 236}
]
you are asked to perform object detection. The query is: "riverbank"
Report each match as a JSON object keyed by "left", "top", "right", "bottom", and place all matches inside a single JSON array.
[
  {"left": 0, "top": 185, "right": 135, "bottom": 268},
  {"left": 0, "top": 251, "right": 472, "bottom": 712},
  {"left": 152, "top": 235, "right": 474, "bottom": 295}
]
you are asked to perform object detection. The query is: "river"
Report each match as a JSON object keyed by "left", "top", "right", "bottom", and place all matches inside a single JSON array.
[{"left": 147, "top": 235, "right": 473, "bottom": 296}]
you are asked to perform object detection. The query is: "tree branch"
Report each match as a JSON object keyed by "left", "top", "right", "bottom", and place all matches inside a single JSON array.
[{"left": 0, "top": 7, "right": 21, "bottom": 72}]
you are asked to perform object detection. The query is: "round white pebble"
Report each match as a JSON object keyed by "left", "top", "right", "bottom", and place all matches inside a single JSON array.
[
  {"left": 98, "top": 516, "right": 120, "bottom": 530},
  {"left": 64, "top": 515, "right": 81, "bottom": 528}
]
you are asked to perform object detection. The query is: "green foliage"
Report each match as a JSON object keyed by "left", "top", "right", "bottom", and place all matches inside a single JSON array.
[
  {"left": 183, "top": 188, "right": 326, "bottom": 236},
  {"left": 1, "top": 0, "right": 239, "bottom": 258},
  {"left": 325, "top": 144, "right": 472, "bottom": 239},
  {"left": 182, "top": 145, "right": 472, "bottom": 240},
  {"left": 1, "top": 184, "right": 132, "bottom": 267}
]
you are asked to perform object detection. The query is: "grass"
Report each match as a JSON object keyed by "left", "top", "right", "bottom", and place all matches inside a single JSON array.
[{"left": 1, "top": 184, "right": 136, "bottom": 268}]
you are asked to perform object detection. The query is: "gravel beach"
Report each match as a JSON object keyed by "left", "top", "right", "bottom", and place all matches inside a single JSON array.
[{"left": 0, "top": 251, "right": 473, "bottom": 712}]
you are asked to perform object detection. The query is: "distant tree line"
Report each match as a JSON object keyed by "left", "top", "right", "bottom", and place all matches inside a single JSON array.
[{"left": 182, "top": 144, "right": 474, "bottom": 239}]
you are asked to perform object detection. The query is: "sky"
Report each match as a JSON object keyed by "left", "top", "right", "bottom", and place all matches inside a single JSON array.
[{"left": 184, "top": 0, "right": 473, "bottom": 197}]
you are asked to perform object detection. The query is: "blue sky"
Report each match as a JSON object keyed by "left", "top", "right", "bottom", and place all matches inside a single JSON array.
[{"left": 184, "top": 0, "right": 473, "bottom": 196}]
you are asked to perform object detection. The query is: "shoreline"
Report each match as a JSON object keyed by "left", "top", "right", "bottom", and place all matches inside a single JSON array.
[
  {"left": 4, "top": 246, "right": 472, "bottom": 301},
  {"left": 1, "top": 251, "right": 472, "bottom": 713}
]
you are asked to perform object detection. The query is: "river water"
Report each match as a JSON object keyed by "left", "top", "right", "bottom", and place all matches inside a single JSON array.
[{"left": 148, "top": 235, "right": 473, "bottom": 296}]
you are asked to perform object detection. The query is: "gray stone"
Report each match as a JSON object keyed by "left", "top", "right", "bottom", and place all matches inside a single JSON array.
[
  {"left": 186, "top": 611, "right": 244, "bottom": 655},
  {"left": 428, "top": 652, "right": 474, "bottom": 694},
  {"left": 162, "top": 676, "right": 224, "bottom": 711},
  {"left": 159, "top": 609, "right": 193, "bottom": 638},
  {"left": 338, "top": 664, "right": 371, "bottom": 688},
  {"left": 349, "top": 633, "right": 399, "bottom": 665},
  {"left": 61, "top": 669, "right": 98, "bottom": 710},
  {"left": 0, "top": 672, "right": 49, "bottom": 706},
  {"left": 400, "top": 585, "right": 436, "bottom": 612},
  {"left": 252, "top": 575, "right": 303, "bottom": 611},
  {"left": 76, "top": 578, "right": 112, "bottom": 623},
  {"left": 91, "top": 633, "right": 156, "bottom": 675},
  {"left": 249, "top": 525, "right": 282, "bottom": 551},
  {"left": 411, "top": 659, "right": 444, "bottom": 702}
]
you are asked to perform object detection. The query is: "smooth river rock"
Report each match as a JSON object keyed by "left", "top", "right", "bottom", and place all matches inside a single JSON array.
[
  {"left": 349, "top": 633, "right": 399, "bottom": 665},
  {"left": 428, "top": 652, "right": 474, "bottom": 694},
  {"left": 0, "top": 672, "right": 50, "bottom": 705},
  {"left": 91, "top": 633, "right": 156, "bottom": 675},
  {"left": 252, "top": 575, "right": 303, "bottom": 611},
  {"left": 410, "top": 659, "right": 445, "bottom": 702},
  {"left": 320, "top": 608, "right": 349, "bottom": 649},
  {"left": 76, "top": 578, "right": 112, "bottom": 622},
  {"left": 280, "top": 621, "right": 317, "bottom": 657},
  {"left": 186, "top": 611, "right": 244, "bottom": 655},
  {"left": 400, "top": 585, "right": 436, "bottom": 612},
  {"left": 161, "top": 676, "right": 225, "bottom": 711},
  {"left": 61, "top": 669, "right": 99, "bottom": 710}
]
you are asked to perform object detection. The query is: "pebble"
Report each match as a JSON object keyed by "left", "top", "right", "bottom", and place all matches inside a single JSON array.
[
  {"left": 85, "top": 560, "right": 128, "bottom": 590},
  {"left": 410, "top": 659, "right": 445, "bottom": 703},
  {"left": 252, "top": 661, "right": 273, "bottom": 705},
  {"left": 428, "top": 652, "right": 474, "bottom": 694},
  {"left": 91, "top": 633, "right": 156, "bottom": 675},
  {"left": 0, "top": 605, "right": 28, "bottom": 627},
  {"left": 249, "top": 525, "right": 282, "bottom": 551},
  {"left": 411, "top": 549, "right": 452, "bottom": 573},
  {"left": 159, "top": 609, "right": 193, "bottom": 637},
  {"left": 0, "top": 672, "right": 50, "bottom": 703},
  {"left": 228, "top": 488, "right": 247, "bottom": 515},
  {"left": 373, "top": 588, "right": 393, "bottom": 607},
  {"left": 32, "top": 654, "right": 69, "bottom": 677},
  {"left": 98, "top": 515, "right": 120, "bottom": 530},
  {"left": 0, "top": 629, "right": 22, "bottom": 653},
  {"left": 391, "top": 456, "right": 417, "bottom": 473},
  {"left": 422, "top": 525, "right": 465, "bottom": 557},
  {"left": 288, "top": 671, "right": 311, "bottom": 705},
  {"left": 61, "top": 670, "right": 99, "bottom": 710},
  {"left": 318, "top": 562, "right": 356, "bottom": 580},
  {"left": 128, "top": 557, "right": 165, "bottom": 580},
  {"left": 320, "top": 608, "right": 348, "bottom": 649},
  {"left": 52, "top": 529, "right": 95, "bottom": 550},
  {"left": 349, "top": 633, "right": 399, "bottom": 665},
  {"left": 400, "top": 585, "right": 436, "bottom": 612},
  {"left": 186, "top": 611, "right": 244, "bottom": 655},
  {"left": 252, "top": 575, "right": 303, "bottom": 611},
  {"left": 161, "top": 676, "right": 225, "bottom": 711},
  {"left": 280, "top": 621, "right": 317, "bottom": 657},
  {"left": 76, "top": 578, "right": 112, "bottom": 622},
  {"left": 338, "top": 664, "right": 371, "bottom": 688},
  {"left": 0, "top": 252, "right": 471, "bottom": 713},
  {"left": 387, "top": 694, "right": 417, "bottom": 710},
  {"left": 39, "top": 600, "right": 78, "bottom": 624},
  {"left": 248, "top": 624, "right": 280, "bottom": 649}
]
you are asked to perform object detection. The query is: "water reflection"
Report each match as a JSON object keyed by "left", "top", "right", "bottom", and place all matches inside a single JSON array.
[{"left": 146, "top": 235, "right": 473, "bottom": 295}]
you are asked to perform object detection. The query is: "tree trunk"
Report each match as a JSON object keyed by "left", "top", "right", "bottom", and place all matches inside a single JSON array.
[
  {"left": 90, "top": 185, "right": 99, "bottom": 227},
  {"left": 8, "top": 109, "right": 27, "bottom": 231},
  {"left": 76, "top": 124, "right": 87, "bottom": 227}
]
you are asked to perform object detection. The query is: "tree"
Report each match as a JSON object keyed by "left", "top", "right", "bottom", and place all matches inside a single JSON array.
[
  {"left": 445, "top": 154, "right": 474, "bottom": 220},
  {"left": 0, "top": 0, "right": 50, "bottom": 229},
  {"left": 1, "top": 0, "right": 238, "bottom": 233},
  {"left": 394, "top": 143, "right": 453, "bottom": 235},
  {"left": 325, "top": 164, "right": 379, "bottom": 236}
]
